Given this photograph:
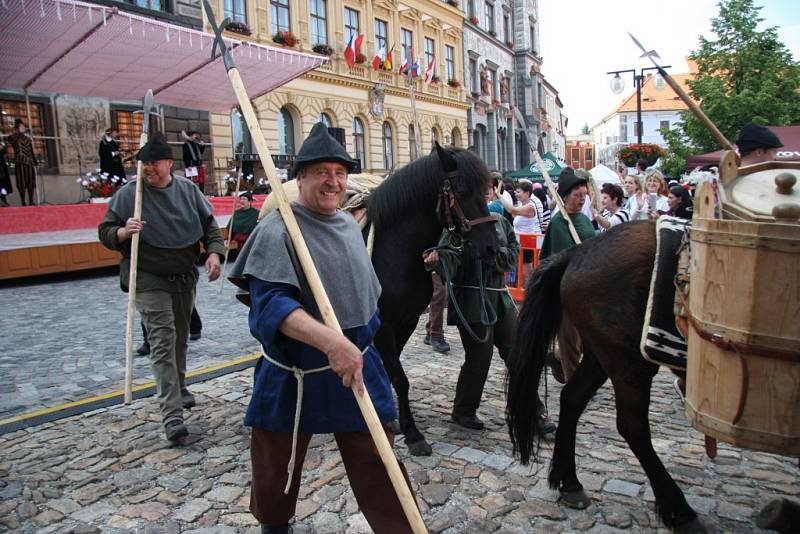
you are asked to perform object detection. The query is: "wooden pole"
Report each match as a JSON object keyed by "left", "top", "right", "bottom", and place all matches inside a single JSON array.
[
  {"left": 219, "top": 164, "right": 243, "bottom": 293},
  {"left": 123, "top": 90, "right": 156, "bottom": 404}
]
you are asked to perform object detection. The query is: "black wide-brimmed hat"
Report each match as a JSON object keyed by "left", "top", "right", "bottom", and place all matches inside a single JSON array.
[
  {"left": 557, "top": 167, "right": 588, "bottom": 198},
  {"left": 239, "top": 191, "right": 254, "bottom": 201},
  {"left": 292, "top": 122, "right": 357, "bottom": 175},
  {"left": 736, "top": 122, "right": 783, "bottom": 154},
  {"left": 137, "top": 132, "right": 173, "bottom": 162}
]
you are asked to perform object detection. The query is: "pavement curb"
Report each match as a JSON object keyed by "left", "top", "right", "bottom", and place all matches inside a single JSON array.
[{"left": 0, "top": 353, "right": 260, "bottom": 436}]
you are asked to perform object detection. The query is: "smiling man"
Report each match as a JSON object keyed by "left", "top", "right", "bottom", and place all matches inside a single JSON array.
[
  {"left": 228, "top": 122, "right": 417, "bottom": 534},
  {"left": 98, "top": 132, "right": 224, "bottom": 442}
]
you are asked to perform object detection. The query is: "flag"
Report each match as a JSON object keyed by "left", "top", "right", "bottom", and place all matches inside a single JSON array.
[
  {"left": 384, "top": 45, "right": 394, "bottom": 70},
  {"left": 398, "top": 53, "right": 408, "bottom": 75},
  {"left": 424, "top": 55, "right": 435, "bottom": 83},
  {"left": 344, "top": 33, "right": 365, "bottom": 67},
  {"left": 372, "top": 45, "right": 386, "bottom": 71},
  {"left": 411, "top": 55, "right": 421, "bottom": 78}
]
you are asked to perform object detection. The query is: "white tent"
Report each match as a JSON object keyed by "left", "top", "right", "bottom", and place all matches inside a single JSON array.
[{"left": 589, "top": 163, "right": 621, "bottom": 185}]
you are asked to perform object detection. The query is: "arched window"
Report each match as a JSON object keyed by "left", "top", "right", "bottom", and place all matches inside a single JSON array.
[
  {"left": 408, "top": 124, "right": 418, "bottom": 160},
  {"left": 320, "top": 112, "right": 332, "bottom": 127},
  {"left": 451, "top": 127, "right": 460, "bottom": 147},
  {"left": 278, "top": 107, "right": 295, "bottom": 155},
  {"left": 382, "top": 122, "right": 394, "bottom": 169},
  {"left": 431, "top": 127, "right": 440, "bottom": 146},
  {"left": 497, "top": 129, "right": 506, "bottom": 171},
  {"left": 352, "top": 117, "right": 365, "bottom": 170},
  {"left": 231, "top": 108, "right": 252, "bottom": 156}
]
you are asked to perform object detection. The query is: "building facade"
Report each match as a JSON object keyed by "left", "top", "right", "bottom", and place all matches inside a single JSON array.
[
  {"left": 461, "top": 0, "right": 547, "bottom": 174},
  {"left": 593, "top": 72, "right": 694, "bottom": 166},
  {"left": 206, "top": 0, "right": 469, "bottom": 179},
  {"left": 565, "top": 134, "right": 594, "bottom": 170},
  {"left": 541, "top": 78, "right": 566, "bottom": 160}
]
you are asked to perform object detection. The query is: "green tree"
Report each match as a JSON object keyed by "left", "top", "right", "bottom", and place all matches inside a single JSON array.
[
  {"left": 668, "top": 0, "right": 800, "bottom": 171},
  {"left": 580, "top": 123, "right": 591, "bottom": 135}
]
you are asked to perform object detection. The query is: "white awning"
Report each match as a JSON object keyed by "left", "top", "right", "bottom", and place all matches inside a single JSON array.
[{"left": 0, "top": 0, "right": 326, "bottom": 112}]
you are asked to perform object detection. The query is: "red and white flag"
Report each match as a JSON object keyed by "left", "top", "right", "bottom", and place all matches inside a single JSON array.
[
  {"left": 372, "top": 45, "right": 386, "bottom": 71},
  {"left": 344, "top": 33, "right": 365, "bottom": 67},
  {"left": 398, "top": 53, "right": 408, "bottom": 75},
  {"left": 425, "top": 56, "right": 436, "bottom": 83}
]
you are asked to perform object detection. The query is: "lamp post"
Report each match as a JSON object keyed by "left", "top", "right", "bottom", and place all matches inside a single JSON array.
[{"left": 607, "top": 65, "right": 670, "bottom": 144}]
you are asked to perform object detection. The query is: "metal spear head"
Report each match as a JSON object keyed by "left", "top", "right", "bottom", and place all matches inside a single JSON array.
[
  {"left": 628, "top": 32, "right": 661, "bottom": 61},
  {"left": 133, "top": 89, "right": 159, "bottom": 137},
  {"left": 202, "top": 0, "right": 235, "bottom": 71}
]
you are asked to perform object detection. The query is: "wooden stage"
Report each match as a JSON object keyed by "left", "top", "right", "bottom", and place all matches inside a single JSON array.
[{"left": 0, "top": 196, "right": 263, "bottom": 281}]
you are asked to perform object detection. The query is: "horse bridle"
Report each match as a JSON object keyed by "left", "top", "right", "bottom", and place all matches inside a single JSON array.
[{"left": 437, "top": 171, "right": 496, "bottom": 234}]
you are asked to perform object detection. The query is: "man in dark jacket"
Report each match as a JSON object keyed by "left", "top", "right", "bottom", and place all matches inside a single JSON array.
[
  {"left": 98, "top": 132, "right": 224, "bottom": 442},
  {"left": 182, "top": 130, "right": 206, "bottom": 191},
  {"left": 98, "top": 128, "right": 126, "bottom": 179}
]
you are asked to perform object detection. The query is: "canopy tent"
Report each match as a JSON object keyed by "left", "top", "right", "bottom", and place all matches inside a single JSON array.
[
  {"left": 507, "top": 152, "right": 567, "bottom": 181},
  {"left": 589, "top": 163, "right": 621, "bottom": 185},
  {"left": 0, "top": 0, "right": 326, "bottom": 112},
  {"left": 684, "top": 125, "right": 800, "bottom": 171}
]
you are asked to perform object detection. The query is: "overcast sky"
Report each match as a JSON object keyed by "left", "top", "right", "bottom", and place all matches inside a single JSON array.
[{"left": 539, "top": 0, "right": 800, "bottom": 135}]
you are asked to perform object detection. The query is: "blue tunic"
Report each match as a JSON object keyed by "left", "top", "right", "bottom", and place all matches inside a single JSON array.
[{"left": 244, "top": 278, "right": 397, "bottom": 433}]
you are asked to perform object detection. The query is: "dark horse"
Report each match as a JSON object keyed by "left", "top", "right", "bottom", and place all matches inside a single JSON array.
[
  {"left": 505, "top": 220, "right": 707, "bottom": 533},
  {"left": 367, "top": 144, "right": 498, "bottom": 456}
]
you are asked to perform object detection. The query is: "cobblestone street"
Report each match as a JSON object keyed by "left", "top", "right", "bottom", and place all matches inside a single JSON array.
[{"left": 0, "top": 271, "right": 797, "bottom": 533}]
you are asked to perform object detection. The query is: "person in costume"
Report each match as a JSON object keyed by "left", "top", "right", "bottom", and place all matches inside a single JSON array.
[
  {"left": 540, "top": 167, "right": 596, "bottom": 383},
  {"left": 424, "top": 182, "right": 556, "bottom": 434},
  {"left": 228, "top": 122, "right": 417, "bottom": 534},
  {"left": 98, "top": 132, "right": 224, "bottom": 442},
  {"left": 7, "top": 119, "right": 37, "bottom": 206},
  {"left": 227, "top": 190, "right": 260, "bottom": 257},
  {"left": 98, "top": 128, "right": 127, "bottom": 180},
  {"left": 0, "top": 134, "right": 11, "bottom": 207},
  {"left": 736, "top": 121, "right": 783, "bottom": 166},
  {"left": 182, "top": 130, "right": 206, "bottom": 191}
]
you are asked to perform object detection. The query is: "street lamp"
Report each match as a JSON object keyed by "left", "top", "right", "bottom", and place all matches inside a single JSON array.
[{"left": 607, "top": 65, "right": 671, "bottom": 144}]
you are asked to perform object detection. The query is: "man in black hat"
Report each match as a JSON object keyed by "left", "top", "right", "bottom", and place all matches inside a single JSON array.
[
  {"left": 98, "top": 127, "right": 126, "bottom": 179},
  {"left": 540, "top": 167, "right": 596, "bottom": 383},
  {"left": 98, "top": 132, "right": 225, "bottom": 442},
  {"left": 736, "top": 121, "right": 784, "bottom": 166},
  {"left": 7, "top": 119, "right": 37, "bottom": 206},
  {"left": 228, "top": 122, "right": 417, "bottom": 533}
]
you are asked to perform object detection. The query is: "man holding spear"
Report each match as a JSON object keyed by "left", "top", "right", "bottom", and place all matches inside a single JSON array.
[
  {"left": 229, "top": 123, "right": 417, "bottom": 533},
  {"left": 98, "top": 132, "right": 224, "bottom": 442}
]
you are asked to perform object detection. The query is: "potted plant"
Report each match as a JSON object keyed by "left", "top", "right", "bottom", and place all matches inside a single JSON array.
[
  {"left": 447, "top": 78, "right": 461, "bottom": 88},
  {"left": 273, "top": 30, "right": 299, "bottom": 47},
  {"left": 469, "top": 15, "right": 479, "bottom": 25},
  {"left": 506, "top": 40, "right": 514, "bottom": 48},
  {"left": 488, "top": 29, "right": 497, "bottom": 37},
  {"left": 312, "top": 43, "right": 334, "bottom": 56},
  {"left": 355, "top": 52, "right": 367, "bottom": 64},
  {"left": 430, "top": 74, "right": 441, "bottom": 84},
  {"left": 78, "top": 171, "right": 125, "bottom": 202},
  {"left": 226, "top": 21, "right": 252, "bottom": 36},
  {"left": 618, "top": 143, "right": 666, "bottom": 168},
  {"left": 446, "top": 0, "right": 459, "bottom": 7}
]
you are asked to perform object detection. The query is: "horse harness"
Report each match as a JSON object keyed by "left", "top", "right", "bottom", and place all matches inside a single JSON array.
[{"left": 437, "top": 171, "right": 496, "bottom": 234}]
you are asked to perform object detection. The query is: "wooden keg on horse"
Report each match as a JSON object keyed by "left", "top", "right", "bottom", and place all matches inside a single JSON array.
[{"left": 685, "top": 153, "right": 800, "bottom": 455}]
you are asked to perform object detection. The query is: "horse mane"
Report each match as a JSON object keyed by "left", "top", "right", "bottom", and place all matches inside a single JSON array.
[{"left": 367, "top": 146, "right": 491, "bottom": 231}]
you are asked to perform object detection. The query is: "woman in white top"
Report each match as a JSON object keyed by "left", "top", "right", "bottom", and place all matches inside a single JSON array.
[
  {"left": 502, "top": 180, "right": 543, "bottom": 235},
  {"left": 644, "top": 169, "right": 670, "bottom": 216},
  {"left": 593, "top": 183, "right": 630, "bottom": 232},
  {"left": 623, "top": 174, "right": 650, "bottom": 220}
]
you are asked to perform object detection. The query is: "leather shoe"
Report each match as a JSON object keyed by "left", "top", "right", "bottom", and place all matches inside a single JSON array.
[
  {"left": 165, "top": 420, "right": 188, "bottom": 442},
  {"left": 423, "top": 334, "right": 431, "bottom": 345},
  {"left": 451, "top": 413, "right": 485, "bottom": 430},
  {"left": 135, "top": 342, "right": 150, "bottom": 356},
  {"left": 189, "top": 333, "right": 201, "bottom": 341},
  {"left": 181, "top": 387, "right": 196, "bottom": 409},
  {"left": 539, "top": 415, "right": 557, "bottom": 435},
  {"left": 430, "top": 336, "right": 450, "bottom": 353}
]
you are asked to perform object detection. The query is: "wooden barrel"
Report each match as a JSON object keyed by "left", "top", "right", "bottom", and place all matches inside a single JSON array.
[{"left": 685, "top": 216, "right": 800, "bottom": 455}]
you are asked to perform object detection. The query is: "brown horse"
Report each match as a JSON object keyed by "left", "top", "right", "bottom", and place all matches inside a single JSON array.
[{"left": 505, "top": 220, "right": 706, "bottom": 533}]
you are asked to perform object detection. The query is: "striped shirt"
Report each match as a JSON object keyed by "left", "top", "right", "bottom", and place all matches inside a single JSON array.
[{"left": 599, "top": 207, "right": 630, "bottom": 231}]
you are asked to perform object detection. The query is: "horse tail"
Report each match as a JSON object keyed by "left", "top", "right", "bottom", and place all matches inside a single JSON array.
[{"left": 505, "top": 247, "right": 575, "bottom": 465}]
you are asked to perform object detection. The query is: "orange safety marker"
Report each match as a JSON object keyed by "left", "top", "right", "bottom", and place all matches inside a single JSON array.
[{"left": 506, "top": 233, "right": 543, "bottom": 302}]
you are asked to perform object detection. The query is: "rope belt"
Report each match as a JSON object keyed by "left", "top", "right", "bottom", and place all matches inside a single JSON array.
[
  {"left": 453, "top": 284, "right": 509, "bottom": 292},
  {"left": 261, "top": 346, "right": 369, "bottom": 494}
]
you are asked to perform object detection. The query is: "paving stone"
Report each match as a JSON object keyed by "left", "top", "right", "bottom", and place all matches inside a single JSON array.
[
  {"left": 119, "top": 502, "right": 171, "bottom": 521},
  {"left": 421, "top": 483, "right": 455, "bottom": 506},
  {"left": 603, "top": 479, "right": 641, "bottom": 497},
  {"left": 205, "top": 485, "right": 245, "bottom": 503},
  {"left": 175, "top": 498, "right": 212, "bottom": 523}
]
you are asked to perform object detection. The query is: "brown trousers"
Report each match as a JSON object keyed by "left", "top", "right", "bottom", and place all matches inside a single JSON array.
[
  {"left": 250, "top": 425, "right": 418, "bottom": 533},
  {"left": 425, "top": 273, "right": 447, "bottom": 337}
]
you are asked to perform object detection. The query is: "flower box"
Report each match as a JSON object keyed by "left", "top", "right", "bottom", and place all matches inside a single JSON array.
[
  {"left": 446, "top": 0, "right": 459, "bottom": 7},
  {"left": 488, "top": 29, "right": 497, "bottom": 37},
  {"left": 78, "top": 171, "right": 125, "bottom": 200},
  {"left": 447, "top": 79, "right": 461, "bottom": 88},
  {"left": 430, "top": 75, "right": 441, "bottom": 84},
  {"left": 273, "top": 31, "right": 299, "bottom": 48},
  {"left": 506, "top": 41, "right": 514, "bottom": 48},
  {"left": 312, "top": 43, "right": 334, "bottom": 56},
  {"left": 469, "top": 15, "right": 479, "bottom": 25},
  {"left": 226, "top": 21, "right": 252, "bottom": 36},
  {"left": 618, "top": 143, "right": 666, "bottom": 167}
]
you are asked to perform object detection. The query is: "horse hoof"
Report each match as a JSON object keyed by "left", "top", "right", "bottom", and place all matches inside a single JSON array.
[
  {"left": 406, "top": 439, "right": 433, "bottom": 456},
  {"left": 674, "top": 518, "right": 707, "bottom": 534},
  {"left": 389, "top": 420, "right": 402, "bottom": 435},
  {"left": 559, "top": 489, "right": 591, "bottom": 509}
]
